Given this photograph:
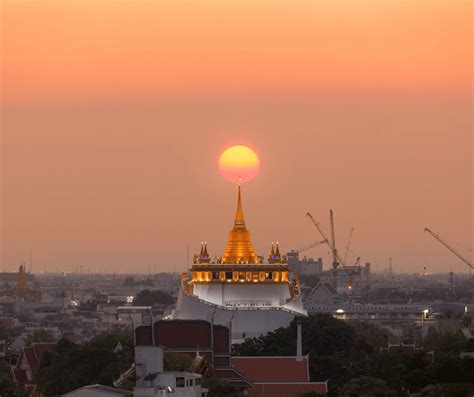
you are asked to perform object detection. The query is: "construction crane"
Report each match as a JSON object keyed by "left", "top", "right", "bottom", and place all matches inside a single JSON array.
[
  {"left": 306, "top": 212, "right": 346, "bottom": 268},
  {"left": 329, "top": 210, "right": 339, "bottom": 270},
  {"left": 424, "top": 227, "right": 473, "bottom": 274},
  {"left": 295, "top": 240, "right": 327, "bottom": 254},
  {"left": 343, "top": 227, "right": 354, "bottom": 265}
]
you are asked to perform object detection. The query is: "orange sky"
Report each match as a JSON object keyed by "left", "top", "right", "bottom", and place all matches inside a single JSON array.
[{"left": 1, "top": 1, "right": 472, "bottom": 273}]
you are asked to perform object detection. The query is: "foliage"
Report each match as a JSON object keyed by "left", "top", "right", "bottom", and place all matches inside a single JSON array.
[
  {"left": 0, "top": 360, "right": 27, "bottom": 397},
  {"left": 163, "top": 352, "right": 192, "bottom": 372},
  {"left": 25, "top": 329, "right": 55, "bottom": 346},
  {"left": 133, "top": 289, "right": 174, "bottom": 306},
  {"left": 233, "top": 315, "right": 474, "bottom": 395},
  {"left": 0, "top": 324, "right": 9, "bottom": 341},
  {"left": 35, "top": 331, "right": 133, "bottom": 395},
  {"left": 462, "top": 316, "right": 472, "bottom": 328},
  {"left": 201, "top": 377, "right": 239, "bottom": 397},
  {"left": 422, "top": 328, "right": 467, "bottom": 356},
  {"left": 341, "top": 376, "right": 397, "bottom": 397},
  {"left": 424, "top": 383, "right": 474, "bottom": 397}
]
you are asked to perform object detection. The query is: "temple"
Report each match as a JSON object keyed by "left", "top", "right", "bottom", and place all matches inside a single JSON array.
[
  {"left": 0, "top": 265, "right": 42, "bottom": 302},
  {"left": 172, "top": 185, "right": 306, "bottom": 342}
]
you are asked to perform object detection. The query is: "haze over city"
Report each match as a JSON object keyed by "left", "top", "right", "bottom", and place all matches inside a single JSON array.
[{"left": 1, "top": 0, "right": 472, "bottom": 273}]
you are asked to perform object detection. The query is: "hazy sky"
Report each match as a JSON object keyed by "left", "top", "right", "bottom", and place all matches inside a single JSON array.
[{"left": 1, "top": 1, "right": 472, "bottom": 273}]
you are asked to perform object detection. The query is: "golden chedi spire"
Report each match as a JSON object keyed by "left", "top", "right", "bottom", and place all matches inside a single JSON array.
[{"left": 221, "top": 184, "right": 259, "bottom": 264}]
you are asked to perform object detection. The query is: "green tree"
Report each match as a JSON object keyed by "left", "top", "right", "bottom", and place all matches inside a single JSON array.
[
  {"left": 35, "top": 331, "right": 134, "bottom": 395},
  {"left": 164, "top": 352, "right": 192, "bottom": 371},
  {"left": 25, "top": 329, "right": 55, "bottom": 346},
  {"left": 423, "top": 329, "right": 467, "bottom": 356},
  {"left": 0, "top": 360, "right": 27, "bottom": 397},
  {"left": 341, "top": 376, "right": 397, "bottom": 397},
  {"left": 133, "top": 289, "right": 173, "bottom": 306},
  {"left": 202, "top": 378, "right": 239, "bottom": 397}
]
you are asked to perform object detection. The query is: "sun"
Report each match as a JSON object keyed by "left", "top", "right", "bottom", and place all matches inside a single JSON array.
[{"left": 218, "top": 145, "right": 260, "bottom": 184}]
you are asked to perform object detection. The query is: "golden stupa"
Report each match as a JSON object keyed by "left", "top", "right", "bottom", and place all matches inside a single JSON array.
[{"left": 221, "top": 185, "right": 259, "bottom": 264}]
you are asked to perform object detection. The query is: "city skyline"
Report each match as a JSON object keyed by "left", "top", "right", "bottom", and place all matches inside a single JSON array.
[{"left": 1, "top": 1, "right": 472, "bottom": 273}]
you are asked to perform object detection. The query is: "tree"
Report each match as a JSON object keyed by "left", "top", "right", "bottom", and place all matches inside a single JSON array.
[
  {"left": 0, "top": 360, "right": 27, "bottom": 397},
  {"left": 341, "top": 376, "right": 397, "bottom": 397},
  {"left": 462, "top": 316, "right": 472, "bottom": 328},
  {"left": 133, "top": 289, "right": 174, "bottom": 306},
  {"left": 25, "top": 329, "right": 55, "bottom": 346},
  {"left": 423, "top": 329, "right": 467, "bottom": 356},
  {"left": 35, "top": 332, "right": 134, "bottom": 395},
  {"left": 164, "top": 352, "right": 192, "bottom": 372},
  {"left": 201, "top": 378, "right": 239, "bottom": 397}
]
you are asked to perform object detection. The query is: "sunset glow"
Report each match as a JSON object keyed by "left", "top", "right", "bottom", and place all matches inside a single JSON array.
[{"left": 218, "top": 145, "right": 260, "bottom": 184}]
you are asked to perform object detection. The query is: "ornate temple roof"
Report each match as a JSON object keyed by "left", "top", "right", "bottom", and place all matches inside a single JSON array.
[{"left": 221, "top": 185, "right": 259, "bottom": 264}]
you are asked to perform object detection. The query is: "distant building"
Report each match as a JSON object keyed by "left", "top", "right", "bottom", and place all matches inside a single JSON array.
[
  {"left": 287, "top": 251, "right": 323, "bottom": 276},
  {"left": 0, "top": 265, "right": 42, "bottom": 302},
  {"left": 305, "top": 282, "right": 340, "bottom": 307}
]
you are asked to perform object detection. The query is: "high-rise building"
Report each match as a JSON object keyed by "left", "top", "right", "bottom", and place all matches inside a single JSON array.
[{"left": 172, "top": 185, "right": 306, "bottom": 342}]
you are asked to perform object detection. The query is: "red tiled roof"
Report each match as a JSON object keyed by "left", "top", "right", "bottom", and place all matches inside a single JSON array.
[
  {"left": 154, "top": 320, "right": 212, "bottom": 348},
  {"left": 22, "top": 347, "right": 38, "bottom": 370},
  {"left": 135, "top": 325, "right": 153, "bottom": 346},
  {"left": 17, "top": 343, "right": 55, "bottom": 374},
  {"left": 33, "top": 343, "right": 55, "bottom": 362},
  {"left": 213, "top": 325, "right": 230, "bottom": 353},
  {"left": 214, "top": 367, "right": 251, "bottom": 386},
  {"left": 12, "top": 368, "right": 28, "bottom": 384},
  {"left": 232, "top": 356, "right": 310, "bottom": 382}
]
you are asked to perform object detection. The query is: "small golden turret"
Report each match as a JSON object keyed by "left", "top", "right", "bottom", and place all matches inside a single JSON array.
[
  {"left": 268, "top": 242, "right": 276, "bottom": 263},
  {"left": 275, "top": 242, "right": 281, "bottom": 261},
  {"left": 221, "top": 185, "right": 259, "bottom": 264},
  {"left": 196, "top": 242, "right": 211, "bottom": 264}
]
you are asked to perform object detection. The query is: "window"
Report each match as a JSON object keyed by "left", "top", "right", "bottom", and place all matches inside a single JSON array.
[
  {"left": 226, "top": 272, "right": 233, "bottom": 280},
  {"left": 176, "top": 377, "right": 185, "bottom": 387},
  {"left": 212, "top": 272, "right": 219, "bottom": 280}
]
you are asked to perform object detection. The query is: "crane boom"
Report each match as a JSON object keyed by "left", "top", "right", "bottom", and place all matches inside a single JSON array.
[
  {"left": 424, "top": 227, "right": 472, "bottom": 269},
  {"left": 329, "top": 210, "right": 338, "bottom": 268},
  {"left": 343, "top": 227, "right": 354, "bottom": 265},
  {"left": 296, "top": 240, "right": 327, "bottom": 254},
  {"left": 306, "top": 212, "right": 346, "bottom": 267}
]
